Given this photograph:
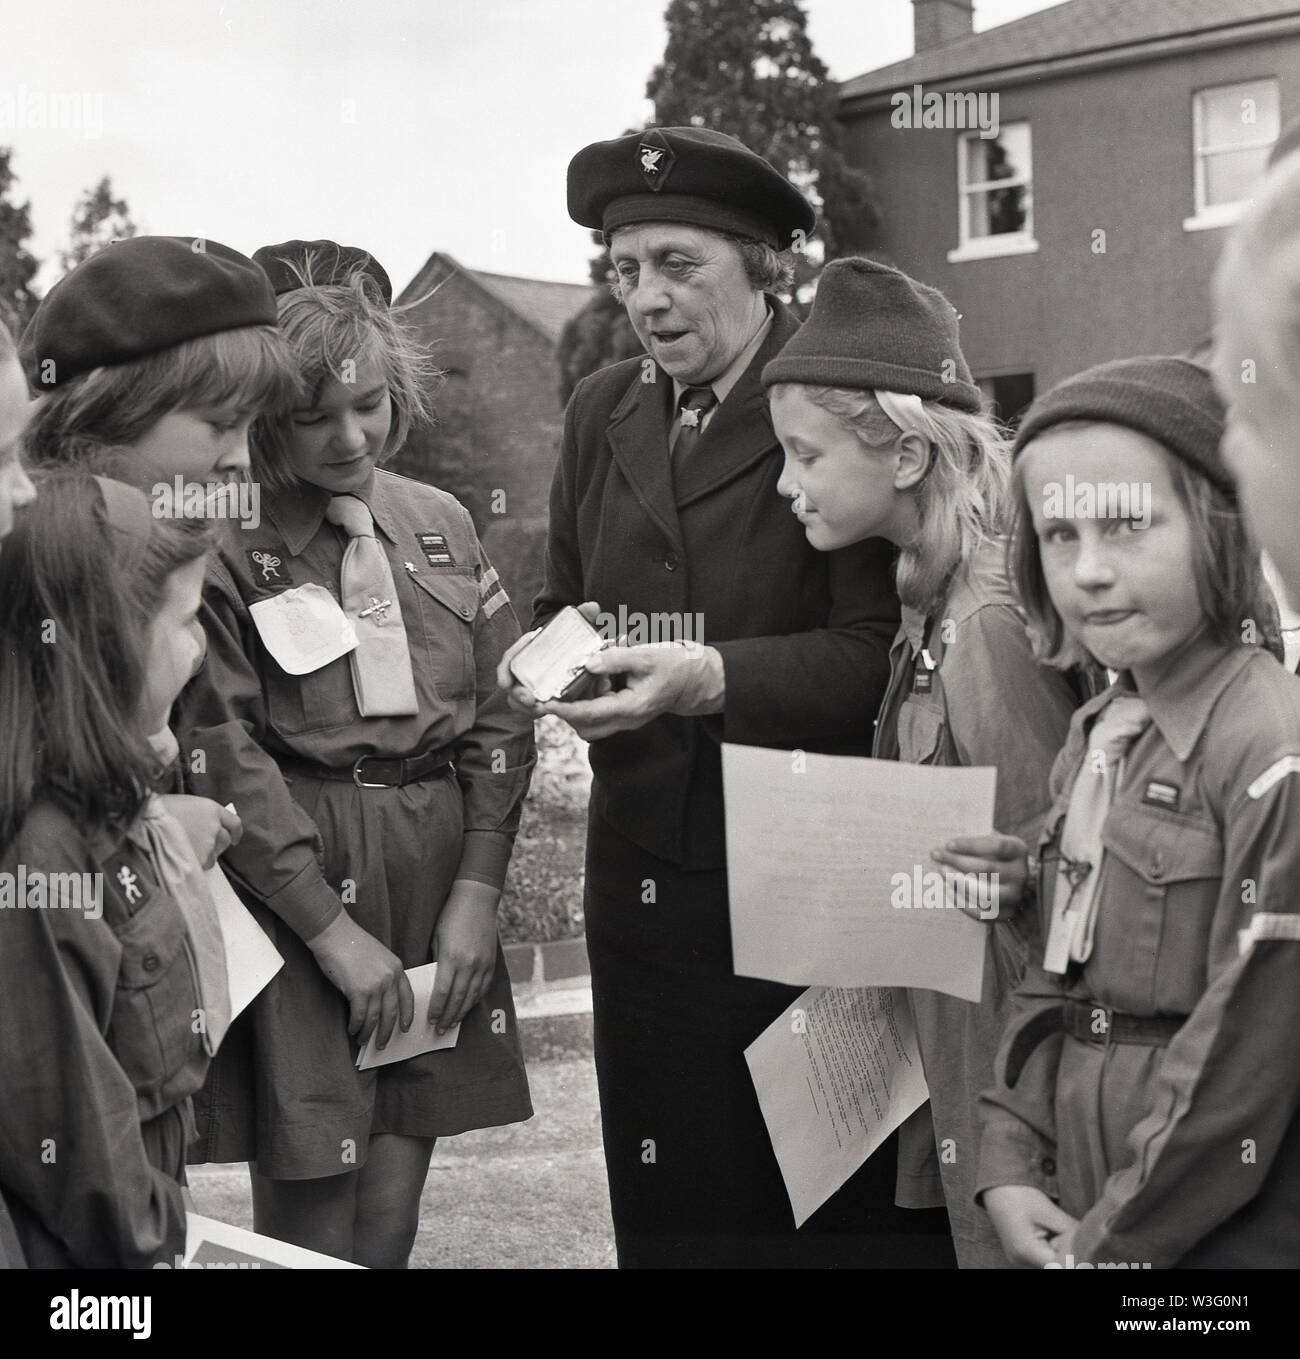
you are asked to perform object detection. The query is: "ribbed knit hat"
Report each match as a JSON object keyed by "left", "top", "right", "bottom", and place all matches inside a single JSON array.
[
  {"left": 761, "top": 256, "right": 981, "bottom": 412},
  {"left": 1013, "top": 356, "right": 1233, "bottom": 497}
]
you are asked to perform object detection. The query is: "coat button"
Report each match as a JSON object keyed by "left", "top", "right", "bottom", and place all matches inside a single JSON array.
[
  {"left": 142, "top": 953, "right": 160, "bottom": 973},
  {"left": 664, "top": 553, "right": 680, "bottom": 571},
  {"left": 458, "top": 603, "right": 473, "bottom": 618},
  {"left": 1149, "top": 855, "right": 1164, "bottom": 880},
  {"left": 1042, "top": 1157, "right": 1056, "bottom": 1176}
]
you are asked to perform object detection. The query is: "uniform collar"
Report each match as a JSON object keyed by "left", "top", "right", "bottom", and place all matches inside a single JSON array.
[
  {"left": 266, "top": 469, "right": 400, "bottom": 555},
  {"left": 1114, "top": 631, "right": 1253, "bottom": 763},
  {"left": 672, "top": 309, "right": 774, "bottom": 411}
]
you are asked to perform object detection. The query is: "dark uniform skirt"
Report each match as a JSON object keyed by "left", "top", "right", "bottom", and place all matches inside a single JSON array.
[
  {"left": 585, "top": 808, "right": 956, "bottom": 1268},
  {"left": 190, "top": 768, "right": 532, "bottom": 1179}
]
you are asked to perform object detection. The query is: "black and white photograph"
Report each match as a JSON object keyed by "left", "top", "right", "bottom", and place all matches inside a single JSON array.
[{"left": 0, "top": 0, "right": 1296, "bottom": 1335}]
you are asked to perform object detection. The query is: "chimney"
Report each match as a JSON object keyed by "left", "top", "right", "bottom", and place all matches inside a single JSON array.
[{"left": 913, "top": 0, "right": 974, "bottom": 53}]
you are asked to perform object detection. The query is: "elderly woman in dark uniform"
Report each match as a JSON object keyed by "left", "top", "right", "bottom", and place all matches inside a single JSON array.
[{"left": 501, "top": 127, "right": 953, "bottom": 1267}]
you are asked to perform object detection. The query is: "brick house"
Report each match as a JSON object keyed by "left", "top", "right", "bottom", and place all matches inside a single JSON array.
[
  {"left": 838, "top": 0, "right": 1300, "bottom": 421},
  {"left": 395, "top": 252, "right": 594, "bottom": 613}
]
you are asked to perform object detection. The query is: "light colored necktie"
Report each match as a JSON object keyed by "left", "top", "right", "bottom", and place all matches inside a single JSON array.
[
  {"left": 1043, "top": 694, "right": 1152, "bottom": 974},
  {"left": 325, "top": 495, "right": 419, "bottom": 717},
  {"left": 671, "top": 385, "right": 719, "bottom": 466},
  {"left": 130, "top": 791, "right": 232, "bottom": 1056}
]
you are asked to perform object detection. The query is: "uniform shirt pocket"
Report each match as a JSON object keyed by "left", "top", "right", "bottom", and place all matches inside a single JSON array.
[
  {"left": 106, "top": 892, "right": 203, "bottom": 1116},
  {"left": 408, "top": 568, "right": 478, "bottom": 701},
  {"left": 254, "top": 579, "right": 361, "bottom": 736},
  {"left": 896, "top": 696, "right": 948, "bottom": 766},
  {"left": 1099, "top": 807, "right": 1223, "bottom": 1008}
]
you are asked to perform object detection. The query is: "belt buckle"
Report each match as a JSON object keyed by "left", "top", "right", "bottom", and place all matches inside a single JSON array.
[{"left": 352, "top": 756, "right": 389, "bottom": 789}]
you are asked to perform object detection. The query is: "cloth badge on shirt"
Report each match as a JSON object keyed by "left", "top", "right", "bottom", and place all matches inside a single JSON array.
[
  {"left": 1142, "top": 780, "right": 1180, "bottom": 810},
  {"left": 249, "top": 583, "right": 358, "bottom": 675},
  {"left": 479, "top": 565, "right": 510, "bottom": 620},
  {"left": 416, "top": 532, "right": 456, "bottom": 567},
  {"left": 246, "top": 548, "right": 292, "bottom": 588},
  {"left": 103, "top": 849, "right": 157, "bottom": 915}
]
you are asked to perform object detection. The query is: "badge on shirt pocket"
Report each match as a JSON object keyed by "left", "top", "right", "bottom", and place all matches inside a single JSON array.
[
  {"left": 249, "top": 583, "right": 358, "bottom": 675},
  {"left": 416, "top": 532, "right": 455, "bottom": 567}
]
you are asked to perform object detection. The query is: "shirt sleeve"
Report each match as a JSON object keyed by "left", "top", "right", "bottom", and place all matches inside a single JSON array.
[
  {"left": 453, "top": 521, "right": 537, "bottom": 890},
  {"left": 1069, "top": 758, "right": 1300, "bottom": 1266},
  {"left": 175, "top": 557, "right": 343, "bottom": 943},
  {"left": 0, "top": 833, "right": 186, "bottom": 1268},
  {"left": 712, "top": 534, "right": 900, "bottom": 749}
]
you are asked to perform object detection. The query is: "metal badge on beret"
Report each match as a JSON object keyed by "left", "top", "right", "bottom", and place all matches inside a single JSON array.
[{"left": 637, "top": 129, "right": 677, "bottom": 192}]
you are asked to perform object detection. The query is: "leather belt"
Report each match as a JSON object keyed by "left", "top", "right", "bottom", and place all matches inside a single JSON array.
[
  {"left": 1005, "top": 1000, "right": 1186, "bottom": 1087},
  {"left": 1063, "top": 999, "right": 1185, "bottom": 1048},
  {"left": 278, "top": 748, "right": 455, "bottom": 789}
]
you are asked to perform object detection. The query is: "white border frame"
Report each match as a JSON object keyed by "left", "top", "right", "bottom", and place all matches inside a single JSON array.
[
  {"left": 1185, "top": 76, "right": 1278, "bottom": 232},
  {"left": 948, "top": 121, "right": 1037, "bottom": 264}
]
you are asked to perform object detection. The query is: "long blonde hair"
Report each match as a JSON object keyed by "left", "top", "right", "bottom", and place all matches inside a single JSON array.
[{"left": 790, "top": 384, "right": 1010, "bottom": 613}]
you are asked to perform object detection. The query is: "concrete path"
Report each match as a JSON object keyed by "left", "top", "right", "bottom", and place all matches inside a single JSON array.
[{"left": 187, "top": 978, "right": 616, "bottom": 1269}]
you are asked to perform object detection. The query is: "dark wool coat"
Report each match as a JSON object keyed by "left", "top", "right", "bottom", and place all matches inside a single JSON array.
[{"left": 536, "top": 297, "right": 901, "bottom": 867}]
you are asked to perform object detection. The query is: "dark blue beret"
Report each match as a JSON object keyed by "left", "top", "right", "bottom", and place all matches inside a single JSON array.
[
  {"left": 253, "top": 239, "right": 393, "bottom": 305},
  {"left": 21, "top": 236, "right": 277, "bottom": 389},
  {"left": 567, "top": 127, "right": 816, "bottom": 250}
]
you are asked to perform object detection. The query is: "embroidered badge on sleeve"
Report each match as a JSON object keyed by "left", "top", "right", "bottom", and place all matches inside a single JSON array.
[{"left": 479, "top": 565, "right": 510, "bottom": 620}]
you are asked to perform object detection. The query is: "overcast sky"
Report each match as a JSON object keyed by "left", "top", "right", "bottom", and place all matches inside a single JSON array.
[{"left": 1, "top": 0, "right": 1059, "bottom": 294}]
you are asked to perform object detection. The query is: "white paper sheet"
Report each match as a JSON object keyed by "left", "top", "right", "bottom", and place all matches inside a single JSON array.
[
  {"left": 183, "top": 1213, "right": 363, "bottom": 1269},
  {"left": 723, "top": 744, "right": 995, "bottom": 1002},
  {"left": 205, "top": 866, "right": 283, "bottom": 1021},
  {"left": 745, "top": 987, "right": 929, "bottom": 1227},
  {"left": 354, "top": 962, "right": 461, "bottom": 1069}
]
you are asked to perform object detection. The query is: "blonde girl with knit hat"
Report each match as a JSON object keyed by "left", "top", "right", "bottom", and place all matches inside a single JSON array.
[{"left": 763, "top": 257, "right": 1083, "bottom": 1266}]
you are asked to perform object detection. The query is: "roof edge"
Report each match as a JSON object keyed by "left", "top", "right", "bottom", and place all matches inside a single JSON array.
[{"left": 839, "top": 10, "right": 1300, "bottom": 109}]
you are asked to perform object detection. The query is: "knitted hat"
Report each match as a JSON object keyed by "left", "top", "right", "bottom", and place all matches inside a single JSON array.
[
  {"left": 20, "top": 236, "right": 277, "bottom": 389},
  {"left": 1012, "top": 356, "right": 1233, "bottom": 497},
  {"left": 253, "top": 239, "right": 393, "bottom": 304},
  {"left": 760, "top": 256, "right": 981, "bottom": 411},
  {"left": 568, "top": 127, "right": 816, "bottom": 250}
]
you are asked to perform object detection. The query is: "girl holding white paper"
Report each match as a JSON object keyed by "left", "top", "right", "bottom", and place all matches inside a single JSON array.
[
  {"left": 176, "top": 242, "right": 534, "bottom": 1268},
  {"left": 763, "top": 257, "right": 1083, "bottom": 1267}
]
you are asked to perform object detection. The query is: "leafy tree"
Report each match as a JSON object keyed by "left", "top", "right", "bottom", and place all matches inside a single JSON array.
[
  {"left": 556, "top": 229, "right": 644, "bottom": 406},
  {"left": 0, "top": 147, "right": 40, "bottom": 334},
  {"left": 556, "top": 0, "right": 876, "bottom": 402},
  {"left": 59, "top": 176, "right": 137, "bottom": 276}
]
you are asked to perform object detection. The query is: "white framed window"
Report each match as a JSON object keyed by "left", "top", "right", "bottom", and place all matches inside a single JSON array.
[
  {"left": 948, "top": 121, "right": 1037, "bottom": 263},
  {"left": 1184, "top": 77, "right": 1279, "bottom": 232}
]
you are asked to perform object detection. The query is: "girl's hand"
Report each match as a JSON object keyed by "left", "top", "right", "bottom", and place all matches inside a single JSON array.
[
  {"left": 496, "top": 601, "right": 608, "bottom": 716},
  {"left": 160, "top": 793, "right": 243, "bottom": 870},
  {"left": 983, "top": 1184, "right": 1078, "bottom": 1268},
  {"left": 307, "top": 910, "right": 414, "bottom": 1049},
  {"left": 931, "top": 832, "right": 1030, "bottom": 922},
  {"left": 429, "top": 880, "right": 500, "bottom": 1034}
]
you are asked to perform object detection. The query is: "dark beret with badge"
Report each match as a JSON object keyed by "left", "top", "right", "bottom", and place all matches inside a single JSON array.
[
  {"left": 253, "top": 239, "right": 393, "bottom": 305},
  {"left": 567, "top": 126, "right": 816, "bottom": 250},
  {"left": 20, "top": 235, "right": 277, "bottom": 389}
]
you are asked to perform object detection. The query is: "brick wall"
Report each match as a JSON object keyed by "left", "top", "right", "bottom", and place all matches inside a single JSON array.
[
  {"left": 401, "top": 270, "right": 565, "bottom": 615},
  {"left": 841, "top": 32, "right": 1300, "bottom": 392}
]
